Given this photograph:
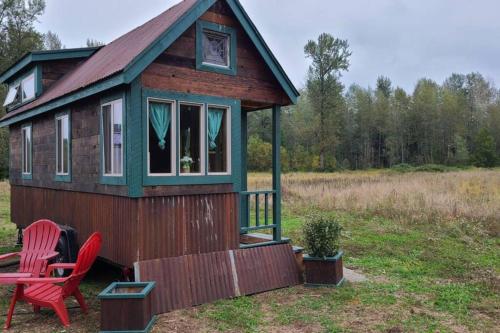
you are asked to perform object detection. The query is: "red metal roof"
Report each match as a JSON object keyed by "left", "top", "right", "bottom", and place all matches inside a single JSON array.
[{"left": 2, "top": 0, "right": 197, "bottom": 122}]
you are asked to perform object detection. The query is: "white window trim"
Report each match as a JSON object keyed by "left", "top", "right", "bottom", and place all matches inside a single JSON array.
[
  {"left": 178, "top": 101, "right": 205, "bottom": 177},
  {"left": 55, "top": 114, "right": 70, "bottom": 176},
  {"left": 21, "top": 73, "right": 36, "bottom": 103},
  {"left": 202, "top": 30, "right": 231, "bottom": 69},
  {"left": 147, "top": 97, "right": 176, "bottom": 177},
  {"left": 21, "top": 125, "right": 32, "bottom": 175},
  {"left": 101, "top": 99, "right": 124, "bottom": 177},
  {"left": 207, "top": 104, "right": 231, "bottom": 176}
]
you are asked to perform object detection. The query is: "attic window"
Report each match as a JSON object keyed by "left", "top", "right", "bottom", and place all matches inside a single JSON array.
[
  {"left": 196, "top": 21, "right": 237, "bottom": 75},
  {"left": 3, "top": 84, "right": 19, "bottom": 107},
  {"left": 21, "top": 73, "right": 35, "bottom": 101},
  {"left": 202, "top": 30, "right": 230, "bottom": 67}
]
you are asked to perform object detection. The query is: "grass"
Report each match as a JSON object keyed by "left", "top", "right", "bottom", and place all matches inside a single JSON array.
[{"left": 0, "top": 169, "right": 498, "bottom": 332}]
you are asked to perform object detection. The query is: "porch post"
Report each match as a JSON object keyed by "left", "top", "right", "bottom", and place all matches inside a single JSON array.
[
  {"left": 272, "top": 105, "right": 282, "bottom": 241},
  {"left": 240, "top": 110, "right": 249, "bottom": 231}
]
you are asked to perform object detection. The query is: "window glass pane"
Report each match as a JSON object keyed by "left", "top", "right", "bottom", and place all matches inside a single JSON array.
[
  {"left": 180, "top": 104, "right": 201, "bottom": 174},
  {"left": 27, "top": 128, "right": 31, "bottom": 174},
  {"left": 22, "top": 129, "right": 27, "bottom": 173},
  {"left": 102, "top": 105, "right": 112, "bottom": 174},
  {"left": 112, "top": 101, "right": 123, "bottom": 175},
  {"left": 148, "top": 101, "right": 172, "bottom": 174},
  {"left": 56, "top": 119, "right": 62, "bottom": 173},
  {"left": 22, "top": 127, "right": 32, "bottom": 174},
  {"left": 62, "top": 116, "right": 69, "bottom": 174},
  {"left": 22, "top": 74, "right": 35, "bottom": 101},
  {"left": 202, "top": 30, "right": 229, "bottom": 67},
  {"left": 208, "top": 107, "right": 228, "bottom": 173},
  {"left": 3, "top": 85, "right": 19, "bottom": 107}
]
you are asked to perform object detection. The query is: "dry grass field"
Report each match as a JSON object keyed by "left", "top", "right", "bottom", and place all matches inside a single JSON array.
[{"left": 0, "top": 169, "right": 498, "bottom": 332}]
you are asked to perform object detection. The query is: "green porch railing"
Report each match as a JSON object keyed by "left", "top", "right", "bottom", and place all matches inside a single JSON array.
[{"left": 240, "top": 190, "right": 280, "bottom": 240}]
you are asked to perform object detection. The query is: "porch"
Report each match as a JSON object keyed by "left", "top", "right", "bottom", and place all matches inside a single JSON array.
[{"left": 238, "top": 105, "right": 284, "bottom": 247}]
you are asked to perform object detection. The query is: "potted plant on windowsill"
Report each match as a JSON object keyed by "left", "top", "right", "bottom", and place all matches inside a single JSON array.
[
  {"left": 302, "top": 213, "right": 344, "bottom": 287},
  {"left": 180, "top": 156, "right": 193, "bottom": 173}
]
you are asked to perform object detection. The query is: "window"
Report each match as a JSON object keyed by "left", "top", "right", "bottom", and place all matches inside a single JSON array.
[
  {"left": 56, "top": 113, "right": 70, "bottom": 177},
  {"left": 21, "top": 73, "right": 35, "bottom": 102},
  {"left": 148, "top": 99, "right": 175, "bottom": 175},
  {"left": 208, "top": 106, "right": 230, "bottom": 174},
  {"left": 196, "top": 21, "right": 237, "bottom": 75},
  {"left": 3, "top": 71, "right": 36, "bottom": 107},
  {"left": 179, "top": 103, "right": 204, "bottom": 174},
  {"left": 21, "top": 125, "right": 32, "bottom": 176},
  {"left": 3, "top": 84, "right": 20, "bottom": 107},
  {"left": 202, "top": 31, "right": 230, "bottom": 67},
  {"left": 101, "top": 99, "right": 123, "bottom": 176}
]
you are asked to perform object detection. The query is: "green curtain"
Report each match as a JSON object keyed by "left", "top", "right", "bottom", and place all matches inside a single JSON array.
[
  {"left": 208, "top": 108, "right": 224, "bottom": 150},
  {"left": 149, "top": 102, "right": 171, "bottom": 150}
]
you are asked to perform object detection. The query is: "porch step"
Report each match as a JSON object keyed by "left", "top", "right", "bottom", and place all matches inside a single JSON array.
[{"left": 240, "top": 233, "right": 290, "bottom": 247}]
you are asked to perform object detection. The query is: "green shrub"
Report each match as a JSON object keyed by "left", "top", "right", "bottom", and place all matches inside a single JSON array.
[{"left": 302, "top": 213, "right": 342, "bottom": 258}]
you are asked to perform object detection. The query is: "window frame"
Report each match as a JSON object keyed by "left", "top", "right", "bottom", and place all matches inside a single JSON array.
[
  {"left": 100, "top": 96, "right": 126, "bottom": 185},
  {"left": 21, "top": 72, "right": 36, "bottom": 103},
  {"left": 196, "top": 20, "right": 237, "bottom": 76},
  {"left": 3, "top": 67, "right": 41, "bottom": 110},
  {"left": 207, "top": 104, "right": 231, "bottom": 176},
  {"left": 178, "top": 101, "right": 206, "bottom": 177},
  {"left": 54, "top": 111, "right": 71, "bottom": 182},
  {"left": 21, "top": 123, "right": 33, "bottom": 180},
  {"left": 146, "top": 97, "right": 176, "bottom": 177}
]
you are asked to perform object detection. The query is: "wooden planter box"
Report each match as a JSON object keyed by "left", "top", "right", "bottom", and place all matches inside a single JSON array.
[
  {"left": 303, "top": 251, "right": 344, "bottom": 287},
  {"left": 98, "top": 282, "right": 156, "bottom": 333}
]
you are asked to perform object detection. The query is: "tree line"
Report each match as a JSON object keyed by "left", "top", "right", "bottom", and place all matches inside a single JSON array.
[{"left": 248, "top": 34, "right": 500, "bottom": 171}]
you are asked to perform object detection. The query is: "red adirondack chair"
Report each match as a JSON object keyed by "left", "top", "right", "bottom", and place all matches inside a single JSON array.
[
  {"left": 4, "top": 232, "right": 102, "bottom": 329},
  {"left": 0, "top": 219, "right": 60, "bottom": 284}
]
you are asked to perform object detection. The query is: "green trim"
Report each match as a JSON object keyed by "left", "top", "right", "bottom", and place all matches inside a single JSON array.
[
  {"left": 54, "top": 110, "right": 72, "bottom": 183},
  {"left": 0, "top": 47, "right": 100, "bottom": 84},
  {"left": 99, "top": 316, "right": 156, "bottom": 333},
  {"left": 239, "top": 110, "right": 248, "bottom": 231},
  {"left": 98, "top": 282, "right": 156, "bottom": 299},
  {"left": 21, "top": 122, "right": 33, "bottom": 180},
  {"left": 127, "top": 78, "right": 144, "bottom": 197},
  {"left": 99, "top": 92, "right": 127, "bottom": 186},
  {"left": 303, "top": 251, "right": 344, "bottom": 262},
  {"left": 123, "top": 0, "right": 217, "bottom": 83},
  {"left": 141, "top": 88, "right": 240, "bottom": 187},
  {"left": 272, "top": 105, "right": 281, "bottom": 242},
  {"left": 225, "top": 0, "right": 299, "bottom": 104},
  {"left": 196, "top": 20, "right": 237, "bottom": 76},
  {"left": 0, "top": 74, "right": 126, "bottom": 128},
  {"left": 35, "top": 65, "right": 43, "bottom": 97},
  {"left": 305, "top": 277, "right": 346, "bottom": 288}
]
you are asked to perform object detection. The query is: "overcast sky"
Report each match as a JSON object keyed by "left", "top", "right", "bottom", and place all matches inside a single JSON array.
[{"left": 35, "top": 0, "right": 500, "bottom": 92}]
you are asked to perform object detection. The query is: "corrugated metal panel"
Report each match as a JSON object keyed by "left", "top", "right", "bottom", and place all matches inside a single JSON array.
[
  {"left": 2, "top": 0, "right": 198, "bottom": 122},
  {"left": 136, "top": 244, "right": 301, "bottom": 314}
]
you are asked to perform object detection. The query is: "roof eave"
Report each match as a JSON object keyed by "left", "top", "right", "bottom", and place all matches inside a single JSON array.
[{"left": 0, "top": 47, "right": 102, "bottom": 84}]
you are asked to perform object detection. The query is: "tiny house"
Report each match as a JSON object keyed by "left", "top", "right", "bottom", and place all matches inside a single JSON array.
[{"left": 0, "top": 0, "right": 299, "bottom": 298}]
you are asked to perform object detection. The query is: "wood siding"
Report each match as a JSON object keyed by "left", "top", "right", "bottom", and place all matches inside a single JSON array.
[
  {"left": 11, "top": 186, "right": 239, "bottom": 267},
  {"left": 141, "top": 1, "right": 291, "bottom": 110},
  {"left": 9, "top": 94, "right": 128, "bottom": 197},
  {"left": 41, "top": 59, "right": 85, "bottom": 92}
]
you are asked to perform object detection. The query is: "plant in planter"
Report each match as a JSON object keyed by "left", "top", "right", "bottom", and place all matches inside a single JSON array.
[
  {"left": 302, "top": 213, "right": 344, "bottom": 287},
  {"left": 180, "top": 155, "right": 193, "bottom": 173}
]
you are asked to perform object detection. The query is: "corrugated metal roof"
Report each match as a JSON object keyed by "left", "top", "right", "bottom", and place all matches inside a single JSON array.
[{"left": 1, "top": 0, "right": 197, "bottom": 122}]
